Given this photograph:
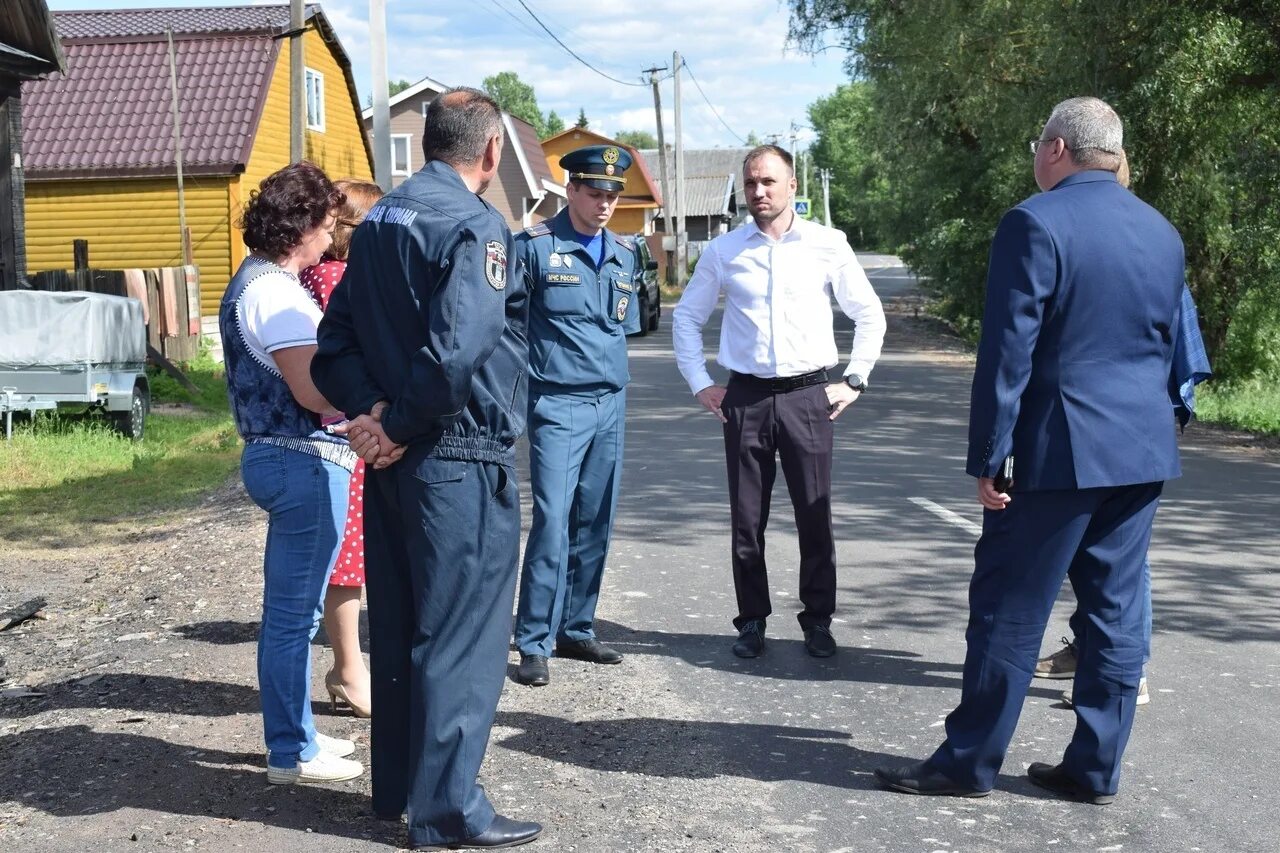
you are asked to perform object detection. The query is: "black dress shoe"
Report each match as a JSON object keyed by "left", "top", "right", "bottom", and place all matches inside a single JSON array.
[
  {"left": 424, "top": 814, "right": 543, "bottom": 849},
  {"left": 803, "top": 625, "right": 837, "bottom": 657},
  {"left": 1027, "top": 761, "right": 1116, "bottom": 804},
  {"left": 555, "top": 638, "right": 623, "bottom": 664},
  {"left": 874, "top": 761, "right": 990, "bottom": 798},
  {"left": 731, "top": 620, "right": 765, "bottom": 658},
  {"left": 515, "top": 654, "right": 550, "bottom": 686}
]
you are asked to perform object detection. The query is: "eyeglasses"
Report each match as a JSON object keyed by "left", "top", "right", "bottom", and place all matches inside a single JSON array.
[{"left": 1029, "top": 138, "right": 1119, "bottom": 156}]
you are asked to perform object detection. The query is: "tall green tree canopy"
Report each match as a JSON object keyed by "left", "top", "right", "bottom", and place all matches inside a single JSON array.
[
  {"left": 790, "top": 0, "right": 1280, "bottom": 381},
  {"left": 614, "top": 130, "right": 658, "bottom": 149},
  {"left": 483, "top": 71, "right": 546, "bottom": 137},
  {"left": 576, "top": 108, "right": 590, "bottom": 129},
  {"left": 545, "top": 110, "right": 566, "bottom": 138}
]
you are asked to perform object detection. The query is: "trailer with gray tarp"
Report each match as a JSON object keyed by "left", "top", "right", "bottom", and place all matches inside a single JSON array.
[{"left": 0, "top": 290, "right": 149, "bottom": 440}]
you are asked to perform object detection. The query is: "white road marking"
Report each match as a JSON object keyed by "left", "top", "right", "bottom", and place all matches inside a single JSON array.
[{"left": 909, "top": 497, "right": 983, "bottom": 537}]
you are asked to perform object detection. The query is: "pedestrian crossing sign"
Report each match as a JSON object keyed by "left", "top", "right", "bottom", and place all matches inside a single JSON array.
[{"left": 794, "top": 197, "right": 812, "bottom": 218}]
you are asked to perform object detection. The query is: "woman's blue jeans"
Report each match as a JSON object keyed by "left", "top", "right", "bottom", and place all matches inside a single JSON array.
[{"left": 241, "top": 443, "right": 349, "bottom": 768}]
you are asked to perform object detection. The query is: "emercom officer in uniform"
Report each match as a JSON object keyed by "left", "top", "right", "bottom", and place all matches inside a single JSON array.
[
  {"left": 513, "top": 145, "right": 642, "bottom": 687},
  {"left": 312, "top": 88, "right": 541, "bottom": 849}
]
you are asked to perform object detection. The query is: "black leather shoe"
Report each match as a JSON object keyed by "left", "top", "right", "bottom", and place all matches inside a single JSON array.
[
  {"left": 803, "top": 625, "right": 837, "bottom": 657},
  {"left": 1027, "top": 761, "right": 1115, "bottom": 804},
  {"left": 731, "top": 620, "right": 766, "bottom": 658},
  {"left": 515, "top": 654, "right": 550, "bottom": 686},
  {"left": 874, "top": 761, "right": 990, "bottom": 798},
  {"left": 426, "top": 814, "right": 543, "bottom": 849},
  {"left": 555, "top": 638, "right": 623, "bottom": 664}
]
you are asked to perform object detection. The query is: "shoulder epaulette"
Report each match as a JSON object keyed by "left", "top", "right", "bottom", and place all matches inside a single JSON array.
[
  {"left": 614, "top": 234, "right": 636, "bottom": 251},
  {"left": 523, "top": 220, "right": 553, "bottom": 237}
]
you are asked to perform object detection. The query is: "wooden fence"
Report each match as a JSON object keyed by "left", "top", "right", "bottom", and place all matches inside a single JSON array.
[{"left": 27, "top": 262, "right": 202, "bottom": 363}]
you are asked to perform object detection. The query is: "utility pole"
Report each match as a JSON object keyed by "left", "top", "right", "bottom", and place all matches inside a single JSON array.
[
  {"left": 672, "top": 51, "right": 686, "bottom": 285},
  {"left": 370, "top": 0, "right": 392, "bottom": 190},
  {"left": 289, "top": 0, "right": 304, "bottom": 162},
  {"left": 644, "top": 65, "right": 674, "bottom": 285},
  {"left": 164, "top": 27, "right": 191, "bottom": 266},
  {"left": 800, "top": 149, "right": 808, "bottom": 199},
  {"left": 821, "top": 168, "right": 832, "bottom": 228}
]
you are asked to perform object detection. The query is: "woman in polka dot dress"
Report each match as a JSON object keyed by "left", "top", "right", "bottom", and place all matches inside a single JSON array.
[{"left": 300, "top": 179, "right": 383, "bottom": 718}]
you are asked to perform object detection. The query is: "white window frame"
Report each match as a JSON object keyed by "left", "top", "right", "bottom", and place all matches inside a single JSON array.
[
  {"left": 391, "top": 134, "right": 412, "bottom": 176},
  {"left": 305, "top": 68, "right": 325, "bottom": 132}
]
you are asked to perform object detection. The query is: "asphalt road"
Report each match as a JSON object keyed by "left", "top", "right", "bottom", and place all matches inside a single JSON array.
[
  {"left": 494, "top": 254, "right": 1280, "bottom": 853},
  {"left": 4, "top": 255, "right": 1276, "bottom": 853}
]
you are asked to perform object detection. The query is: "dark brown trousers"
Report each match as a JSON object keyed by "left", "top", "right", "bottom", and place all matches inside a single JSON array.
[{"left": 721, "top": 372, "right": 836, "bottom": 631}]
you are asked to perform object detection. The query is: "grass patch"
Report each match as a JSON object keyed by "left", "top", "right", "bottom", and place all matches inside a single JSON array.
[
  {"left": 0, "top": 354, "right": 240, "bottom": 547},
  {"left": 1195, "top": 380, "right": 1280, "bottom": 435}
]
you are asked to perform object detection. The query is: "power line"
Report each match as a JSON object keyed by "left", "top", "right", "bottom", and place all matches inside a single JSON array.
[
  {"left": 512, "top": 0, "right": 648, "bottom": 87},
  {"left": 483, "top": 0, "right": 544, "bottom": 41},
  {"left": 680, "top": 59, "right": 746, "bottom": 145}
]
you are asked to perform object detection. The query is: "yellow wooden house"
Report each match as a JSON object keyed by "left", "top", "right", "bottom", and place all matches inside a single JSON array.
[
  {"left": 541, "top": 127, "right": 662, "bottom": 235},
  {"left": 22, "top": 4, "right": 373, "bottom": 319}
]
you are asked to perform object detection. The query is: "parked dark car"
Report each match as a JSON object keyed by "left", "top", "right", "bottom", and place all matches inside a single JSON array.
[{"left": 629, "top": 235, "right": 662, "bottom": 336}]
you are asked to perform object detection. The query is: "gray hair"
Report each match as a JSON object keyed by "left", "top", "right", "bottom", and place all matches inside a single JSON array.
[
  {"left": 1043, "top": 97, "right": 1123, "bottom": 169},
  {"left": 422, "top": 87, "right": 503, "bottom": 167}
]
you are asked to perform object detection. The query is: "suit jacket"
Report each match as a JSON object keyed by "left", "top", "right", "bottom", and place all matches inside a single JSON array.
[{"left": 966, "top": 170, "right": 1184, "bottom": 490}]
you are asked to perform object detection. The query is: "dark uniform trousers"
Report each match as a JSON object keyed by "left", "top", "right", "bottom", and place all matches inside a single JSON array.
[
  {"left": 927, "top": 481, "right": 1162, "bottom": 796},
  {"left": 363, "top": 450, "right": 520, "bottom": 847},
  {"left": 721, "top": 371, "right": 836, "bottom": 632}
]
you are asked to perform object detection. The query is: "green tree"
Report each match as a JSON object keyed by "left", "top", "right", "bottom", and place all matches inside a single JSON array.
[
  {"left": 576, "top": 108, "right": 589, "bottom": 129},
  {"left": 544, "top": 110, "right": 565, "bottom": 138},
  {"left": 483, "top": 71, "right": 545, "bottom": 137},
  {"left": 808, "top": 82, "right": 893, "bottom": 249},
  {"left": 745, "top": 130, "right": 762, "bottom": 146},
  {"left": 789, "top": 0, "right": 1280, "bottom": 379},
  {"left": 614, "top": 130, "right": 658, "bottom": 149}
]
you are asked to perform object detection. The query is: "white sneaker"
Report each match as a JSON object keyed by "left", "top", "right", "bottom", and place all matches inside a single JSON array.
[
  {"left": 316, "top": 731, "right": 356, "bottom": 757},
  {"left": 267, "top": 750, "right": 363, "bottom": 785},
  {"left": 1061, "top": 677, "right": 1149, "bottom": 707}
]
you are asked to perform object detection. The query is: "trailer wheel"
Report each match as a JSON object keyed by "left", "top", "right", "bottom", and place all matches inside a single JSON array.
[{"left": 112, "top": 384, "right": 146, "bottom": 441}]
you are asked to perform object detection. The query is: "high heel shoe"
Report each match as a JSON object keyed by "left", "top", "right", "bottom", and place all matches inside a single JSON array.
[{"left": 325, "top": 670, "right": 372, "bottom": 718}]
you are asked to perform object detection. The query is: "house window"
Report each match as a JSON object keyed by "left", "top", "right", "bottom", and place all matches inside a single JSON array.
[
  {"left": 305, "top": 68, "right": 325, "bottom": 131},
  {"left": 422, "top": 100, "right": 431, "bottom": 117},
  {"left": 391, "top": 134, "right": 412, "bottom": 176}
]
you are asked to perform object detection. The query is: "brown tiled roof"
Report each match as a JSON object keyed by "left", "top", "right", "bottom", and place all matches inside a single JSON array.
[
  {"left": 52, "top": 4, "right": 306, "bottom": 41},
  {"left": 24, "top": 35, "right": 277, "bottom": 178},
  {"left": 23, "top": 5, "right": 345, "bottom": 180}
]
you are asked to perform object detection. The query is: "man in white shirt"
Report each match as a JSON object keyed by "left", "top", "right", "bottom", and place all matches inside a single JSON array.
[{"left": 672, "top": 145, "right": 886, "bottom": 659}]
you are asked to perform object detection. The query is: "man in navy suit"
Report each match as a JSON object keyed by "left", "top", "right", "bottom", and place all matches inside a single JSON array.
[{"left": 875, "top": 97, "right": 1184, "bottom": 804}]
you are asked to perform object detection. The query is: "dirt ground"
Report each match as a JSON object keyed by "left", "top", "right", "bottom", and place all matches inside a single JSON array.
[{"left": 2, "top": 307, "right": 1274, "bottom": 852}]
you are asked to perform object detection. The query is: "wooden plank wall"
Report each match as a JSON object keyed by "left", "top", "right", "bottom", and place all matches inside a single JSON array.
[{"left": 28, "top": 265, "right": 201, "bottom": 363}]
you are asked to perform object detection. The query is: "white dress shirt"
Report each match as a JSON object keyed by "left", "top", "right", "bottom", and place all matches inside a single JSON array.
[{"left": 672, "top": 214, "right": 887, "bottom": 395}]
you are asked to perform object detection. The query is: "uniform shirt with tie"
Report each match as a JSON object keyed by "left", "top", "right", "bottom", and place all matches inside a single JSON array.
[
  {"left": 673, "top": 215, "right": 886, "bottom": 394},
  {"left": 520, "top": 209, "right": 642, "bottom": 393}
]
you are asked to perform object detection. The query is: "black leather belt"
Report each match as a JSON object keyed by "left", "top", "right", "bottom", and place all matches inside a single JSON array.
[{"left": 729, "top": 369, "right": 829, "bottom": 392}]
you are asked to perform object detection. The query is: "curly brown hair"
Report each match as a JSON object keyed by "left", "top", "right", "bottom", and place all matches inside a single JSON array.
[
  {"left": 330, "top": 180, "right": 384, "bottom": 261},
  {"left": 239, "top": 162, "right": 346, "bottom": 259}
]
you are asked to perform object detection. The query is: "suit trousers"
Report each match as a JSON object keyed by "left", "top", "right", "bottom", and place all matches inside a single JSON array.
[
  {"left": 721, "top": 376, "right": 836, "bottom": 632},
  {"left": 515, "top": 388, "right": 625, "bottom": 657},
  {"left": 928, "top": 481, "right": 1162, "bottom": 796},
  {"left": 363, "top": 453, "right": 520, "bottom": 847}
]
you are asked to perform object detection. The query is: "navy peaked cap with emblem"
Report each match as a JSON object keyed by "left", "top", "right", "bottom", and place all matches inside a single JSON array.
[{"left": 560, "top": 144, "right": 633, "bottom": 192}]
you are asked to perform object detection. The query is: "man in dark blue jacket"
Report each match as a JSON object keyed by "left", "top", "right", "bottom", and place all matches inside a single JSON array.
[
  {"left": 312, "top": 88, "right": 541, "bottom": 849},
  {"left": 876, "top": 97, "right": 1184, "bottom": 804}
]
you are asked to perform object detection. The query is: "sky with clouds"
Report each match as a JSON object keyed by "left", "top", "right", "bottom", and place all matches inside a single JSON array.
[{"left": 46, "top": 0, "right": 851, "bottom": 149}]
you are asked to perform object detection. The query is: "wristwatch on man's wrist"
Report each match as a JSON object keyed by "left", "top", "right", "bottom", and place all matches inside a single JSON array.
[{"left": 844, "top": 373, "right": 868, "bottom": 393}]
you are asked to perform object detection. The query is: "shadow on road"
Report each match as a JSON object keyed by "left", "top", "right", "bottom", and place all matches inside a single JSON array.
[
  {"left": 591, "top": 618, "right": 1064, "bottom": 700},
  {"left": 0, "top": 725, "right": 395, "bottom": 845}
]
